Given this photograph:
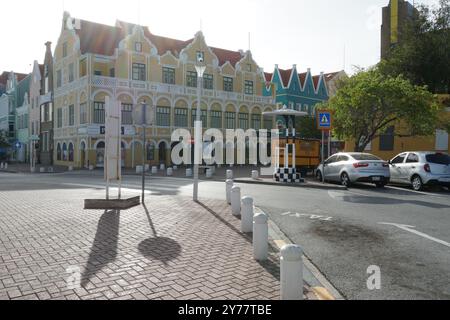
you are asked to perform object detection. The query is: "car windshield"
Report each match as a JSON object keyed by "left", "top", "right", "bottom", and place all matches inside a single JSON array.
[
  {"left": 426, "top": 153, "right": 450, "bottom": 165},
  {"left": 350, "top": 154, "right": 382, "bottom": 161}
]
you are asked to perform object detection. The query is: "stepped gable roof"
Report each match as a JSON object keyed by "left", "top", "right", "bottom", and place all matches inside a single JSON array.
[{"left": 75, "top": 18, "right": 251, "bottom": 67}]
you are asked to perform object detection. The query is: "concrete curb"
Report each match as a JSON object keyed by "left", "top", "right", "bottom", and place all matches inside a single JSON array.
[
  {"left": 257, "top": 207, "right": 345, "bottom": 300},
  {"left": 234, "top": 178, "right": 347, "bottom": 191}
]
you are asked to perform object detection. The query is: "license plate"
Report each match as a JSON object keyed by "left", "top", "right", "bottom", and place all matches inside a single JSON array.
[{"left": 372, "top": 177, "right": 381, "bottom": 182}]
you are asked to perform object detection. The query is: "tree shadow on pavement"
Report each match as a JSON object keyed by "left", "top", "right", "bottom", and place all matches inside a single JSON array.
[
  {"left": 81, "top": 209, "right": 120, "bottom": 288},
  {"left": 138, "top": 237, "right": 181, "bottom": 266},
  {"left": 138, "top": 204, "right": 182, "bottom": 266},
  {"left": 197, "top": 201, "right": 280, "bottom": 281}
]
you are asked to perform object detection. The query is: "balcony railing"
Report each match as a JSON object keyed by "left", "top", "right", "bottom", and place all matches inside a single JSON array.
[{"left": 90, "top": 76, "right": 274, "bottom": 105}]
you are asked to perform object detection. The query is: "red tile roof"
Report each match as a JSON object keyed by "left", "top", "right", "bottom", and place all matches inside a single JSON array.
[
  {"left": 278, "top": 68, "right": 292, "bottom": 87},
  {"left": 78, "top": 19, "right": 244, "bottom": 67},
  {"left": 264, "top": 72, "right": 273, "bottom": 82},
  {"left": 298, "top": 72, "right": 307, "bottom": 88},
  {"left": 312, "top": 75, "right": 321, "bottom": 89},
  {"left": 76, "top": 20, "right": 122, "bottom": 56},
  {"left": 210, "top": 47, "right": 243, "bottom": 68},
  {"left": 0, "top": 71, "right": 28, "bottom": 85}
]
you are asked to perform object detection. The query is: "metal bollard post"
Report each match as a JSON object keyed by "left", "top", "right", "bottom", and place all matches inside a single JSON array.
[
  {"left": 173, "top": 165, "right": 178, "bottom": 170},
  {"left": 136, "top": 166, "right": 143, "bottom": 174},
  {"left": 160, "top": 164, "right": 165, "bottom": 171},
  {"left": 226, "top": 179, "right": 233, "bottom": 204},
  {"left": 280, "top": 244, "right": 303, "bottom": 300},
  {"left": 4, "top": 163, "right": 8, "bottom": 170},
  {"left": 253, "top": 212, "right": 268, "bottom": 261},
  {"left": 167, "top": 168, "right": 173, "bottom": 176},
  {"left": 231, "top": 186, "right": 241, "bottom": 216},
  {"left": 0, "top": 163, "right": 3, "bottom": 169},
  {"left": 152, "top": 166, "right": 158, "bottom": 174},
  {"left": 206, "top": 169, "right": 212, "bottom": 179},
  {"left": 226, "top": 170, "right": 233, "bottom": 180},
  {"left": 40, "top": 167, "right": 45, "bottom": 173},
  {"left": 68, "top": 166, "right": 74, "bottom": 172},
  {"left": 251, "top": 170, "right": 259, "bottom": 180},
  {"left": 186, "top": 168, "right": 193, "bottom": 177},
  {"left": 241, "top": 196, "right": 254, "bottom": 233}
]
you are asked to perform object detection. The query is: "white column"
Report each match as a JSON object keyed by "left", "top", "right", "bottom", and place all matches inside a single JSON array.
[{"left": 280, "top": 244, "right": 303, "bottom": 300}]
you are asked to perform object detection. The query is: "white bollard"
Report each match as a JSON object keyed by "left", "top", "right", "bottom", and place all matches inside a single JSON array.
[
  {"left": 30, "top": 167, "right": 36, "bottom": 173},
  {"left": 160, "top": 164, "right": 165, "bottom": 171},
  {"left": 280, "top": 245, "right": 303, "bottom": 300},
  {"left": 0, "top": 163, "right": 3, "bottom": 169},
  {"left": 226, "top": 179, "right": 233, "bottom": 205},
  {"left": 47, "top": 167, "right": 54, "bottom": 173},
  {"left": 206, "top": 169, "right": 212, "bottom": 179},
  {"left": 89, "top": 165, "right": 94, "bottom": 171},
  {"left": 145, "top": 164, "right": 150, "bottom": 172},
  {"left": 167, "top": 168, "right": 173, "bottom": 176},
  {"left": 4, "top": 163, "right": 8, "bottom": 170},
  {"left": 253, "top": 212, "right": 268, "bottom": 261},
  {"left": 241, "top": 196, "right": 254, "bottom": 233},
  {"left": 136, "top": 165, "right": 143, "bottom": 174},
  {"left": 226, "top": 170, "right": 233, "bottom": 180},
  {"left": 173, "top": 165, "right": 178, "bottom": 170},
  {"left": 186, "top": 168, "right": 193, "bottom": 177},
  {"left": 40, "top": 167, "right": 45, "bottom": 173},
  {"left": 251, "top": 170, "right": 259, "bottom": 180},
  {"left": 152, "top": 166, "right": 158, "bottom": 174},
  {"left": 231, "top": 186, "right": 241, "bottom": 216},
  {"left": 211, "top": 166, "right": 216, "bottom": 175},
  {"left": 68, "top": 166, "right": 74, "bottom": 172}
]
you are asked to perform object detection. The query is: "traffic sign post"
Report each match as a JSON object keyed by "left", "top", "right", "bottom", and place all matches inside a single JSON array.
[{"left": 317, "top": 111, "right": 333, "bottom": 183}]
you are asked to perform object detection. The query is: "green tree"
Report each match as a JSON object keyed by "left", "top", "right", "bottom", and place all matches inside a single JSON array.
[
  {"left": 295, "top": 116, "right": 321, "bottom": 139},
  {"left": 318, "top": 67, "right": 440, "bottom": 152},
  {"left": 0, "top": 130, "right": 10, "bottom": 148},
  {"left": 380, "top": 0, "right": 450, "bottom": 94}
]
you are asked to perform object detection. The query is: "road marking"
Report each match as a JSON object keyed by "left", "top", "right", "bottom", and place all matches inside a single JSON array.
[
  {"left": 312, "top": 287, "right": 336, "bottom": 300},
  {"left": 281, "top": 212, "right": 333, "bottom": 221},
  {"left": 379, "top": 222, "right": 450, "bottom": 248},
  {"left": 385, "top": 185, "right": 448, "bottom": 198}
]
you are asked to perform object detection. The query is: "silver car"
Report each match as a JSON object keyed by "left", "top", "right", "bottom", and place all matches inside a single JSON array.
[
  {"left": 316, "top": 152, "right": 390, "bottom": 187},
  {"left": 389, "top": 152, "right": 450, "bottom": 191}
]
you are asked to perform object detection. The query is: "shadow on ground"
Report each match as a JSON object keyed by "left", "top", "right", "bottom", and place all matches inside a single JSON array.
[{"left": 81, "top": 210, "right": 120, "bottom": 288}]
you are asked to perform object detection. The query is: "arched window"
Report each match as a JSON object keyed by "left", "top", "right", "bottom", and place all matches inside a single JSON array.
[
  {"left": 57, "top": 143, "right": 61, "bottom": 161},
  {"left": 68, "top": 143, "right": 74, "bottom": 162},
  {"left": 62, "top": 143, "right": 67, "bottom": 161}
]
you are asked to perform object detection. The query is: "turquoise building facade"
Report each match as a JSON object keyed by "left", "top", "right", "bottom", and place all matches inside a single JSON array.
[{"left": 263, "top": 65, "right": 331, "bottom": 116}]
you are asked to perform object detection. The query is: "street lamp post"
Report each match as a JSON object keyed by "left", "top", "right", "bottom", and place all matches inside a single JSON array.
[
  {"left": 141, "top": 102, "right": 147, "bottom": 203},
  {"left": 193, "top": 57, "right": 206, "bottom": 202}
]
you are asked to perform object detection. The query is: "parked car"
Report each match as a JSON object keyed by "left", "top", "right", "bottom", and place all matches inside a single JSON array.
[
  {"left": 316, "top": 152, "right": 390, "bottom": 187},
  {"left": 389, "top": 152, "right": 450, "bottom": 191}
]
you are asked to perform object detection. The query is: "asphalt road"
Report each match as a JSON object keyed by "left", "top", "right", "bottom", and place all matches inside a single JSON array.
[{"left": 1, "top": 171, "right": 449, "bottom": 300}]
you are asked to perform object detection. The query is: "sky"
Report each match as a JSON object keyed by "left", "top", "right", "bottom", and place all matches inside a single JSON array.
[{"left": 0, "top": 0, "right": 440, "bottom": 76}]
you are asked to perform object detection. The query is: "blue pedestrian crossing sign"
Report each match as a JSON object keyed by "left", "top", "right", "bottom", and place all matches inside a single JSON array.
[{"left": 317, "top": 111, "right": 332, "bottom": 130}]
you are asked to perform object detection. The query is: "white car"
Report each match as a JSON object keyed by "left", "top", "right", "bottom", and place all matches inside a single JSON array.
[
  {"left": 316, "top": 152, "right": 390, "bottom": 188},
  {"left": 389, "top": 152, "right": 450, "bottom": 191}
]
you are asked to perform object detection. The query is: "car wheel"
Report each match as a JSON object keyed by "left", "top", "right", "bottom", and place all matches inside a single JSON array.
[
  {"left": 316, "top": 170, "right": 323, "bottom": 182},
  {"left": 411, "top": 175, "right": 423, "bottom": 191},
  {"left": 340, "top": 172, "right": 351, "bottom": 187}
]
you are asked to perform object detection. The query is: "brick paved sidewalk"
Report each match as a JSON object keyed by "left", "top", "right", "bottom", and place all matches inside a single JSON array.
[{"left": 0, "top": 186, "right": 313, "bottom": 300}]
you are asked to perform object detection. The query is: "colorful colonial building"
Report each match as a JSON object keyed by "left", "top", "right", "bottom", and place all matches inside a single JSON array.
[
  {"left": 52, "top": 12, "right": 275, "bottom": 169},
  {"left": 263, "top": 65, "right": 345, "bottom": 116}
]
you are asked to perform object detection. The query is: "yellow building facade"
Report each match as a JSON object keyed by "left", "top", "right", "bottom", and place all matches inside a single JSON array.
[
  {"left": 344, "top": 96, "right": 450, "bottom": 160},
  {"left": 53, "top": 13, "right": 275, "bottom": 169}
]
